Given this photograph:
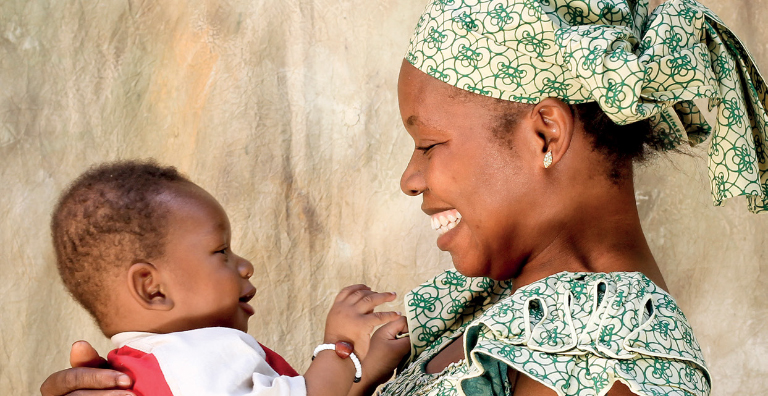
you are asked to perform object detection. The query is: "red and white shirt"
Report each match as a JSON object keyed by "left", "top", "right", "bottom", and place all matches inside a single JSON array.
[{"left": 108, "top": 327, "right": 305, "bottom": 396}]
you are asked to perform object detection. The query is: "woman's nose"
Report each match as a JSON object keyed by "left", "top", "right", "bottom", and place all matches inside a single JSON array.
[
  {"left": 238, "top": 257, "right": 254, "bottom": 279},
  {"left": 400, "top": 150, "right": 426, "bottom": 196}
]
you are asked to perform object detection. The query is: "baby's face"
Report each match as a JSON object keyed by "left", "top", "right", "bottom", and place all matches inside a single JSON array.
[{"left": 155, "top": 183, "right": 256, "bottom": 332}]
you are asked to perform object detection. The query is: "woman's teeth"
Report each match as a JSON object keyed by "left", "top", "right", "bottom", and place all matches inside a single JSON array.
[{"left": 431, "top": 210, "right": 462, "bottom": 235}]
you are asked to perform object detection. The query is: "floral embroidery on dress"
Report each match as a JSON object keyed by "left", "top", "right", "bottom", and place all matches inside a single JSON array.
[{"left": 379, "top": 270, "right": 710, "bottom": 396}]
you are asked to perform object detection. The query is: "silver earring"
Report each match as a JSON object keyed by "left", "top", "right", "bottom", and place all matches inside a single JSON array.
[{"left": 543, "top": 151, "right": 553, "bottom": 168}]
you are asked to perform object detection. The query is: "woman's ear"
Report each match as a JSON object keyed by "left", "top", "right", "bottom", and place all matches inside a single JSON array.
[
  {"left": 530, "top": 98, "right": 574, "bottom": 169},
  {"left": 127, "top": 263, "right": 174, "bottom": 311}
]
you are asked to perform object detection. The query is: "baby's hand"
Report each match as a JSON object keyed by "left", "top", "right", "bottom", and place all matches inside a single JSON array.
[
  {"left": 324, "top": 284, "right": 400, "bottom": 359},
  {"left": 366, "top": 317, "right": 411, "bottom": 384}
]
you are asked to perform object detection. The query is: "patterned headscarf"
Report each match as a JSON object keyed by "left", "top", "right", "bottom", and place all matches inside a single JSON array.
[{"left": 406, "top": 0, "right": 768, "bottom": 213}]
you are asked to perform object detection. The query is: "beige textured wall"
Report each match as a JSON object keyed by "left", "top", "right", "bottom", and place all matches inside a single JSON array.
[{"left": 0, "top": 0, "right": 765, "bottom": 394}]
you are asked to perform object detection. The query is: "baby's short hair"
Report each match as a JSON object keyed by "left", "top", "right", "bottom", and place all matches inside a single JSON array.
[{"left": 51, "top": 159, "right": 190, "bottom": 325}]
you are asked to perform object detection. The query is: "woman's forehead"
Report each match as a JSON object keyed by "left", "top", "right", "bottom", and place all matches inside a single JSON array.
[
  {"left": 399, "top": 62, "right": 510, "bottom": 133},
  {"left": 399, "top": 60, "right": 466, "bottom": 99}
]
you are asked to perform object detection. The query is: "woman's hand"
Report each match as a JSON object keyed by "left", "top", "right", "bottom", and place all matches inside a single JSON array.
[
  {"left": 349, "top": 317, "right": 411, "bottom": 396},
  {"left": 323, "top": 284, "right": 401, "bottom": 359},
  {"left": 40, "top": 341, "right": 134, "bottom": 396}
]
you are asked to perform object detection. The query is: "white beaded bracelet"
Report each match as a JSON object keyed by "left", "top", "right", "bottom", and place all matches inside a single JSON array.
[{"left": 312, "top": 343, "right": 362, "bottom": 383}]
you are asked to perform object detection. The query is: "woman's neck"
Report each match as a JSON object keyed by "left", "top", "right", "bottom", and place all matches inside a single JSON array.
[{"left": 512, "top": 179, "right": 666, "bottom": 292}]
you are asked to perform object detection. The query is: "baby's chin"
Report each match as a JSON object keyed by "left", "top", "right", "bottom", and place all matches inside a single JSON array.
[
  {"left": 205, "top": 317, "right": 250, "bottom": 333},
  {"left": 233, "top": 320, "right": 250, "bottom": 333},
  {"left": 225, "top": 312, "right": 252, "bottom": 333}
]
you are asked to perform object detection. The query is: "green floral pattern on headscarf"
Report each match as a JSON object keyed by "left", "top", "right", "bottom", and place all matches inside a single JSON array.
[{"left": 406, "top": 0, "right": 768, "bottom": 213}]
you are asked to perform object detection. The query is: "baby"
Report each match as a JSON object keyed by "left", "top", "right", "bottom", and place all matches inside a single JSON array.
[{"left": 50, "top": 160, "right": 410, "bottom": 396}]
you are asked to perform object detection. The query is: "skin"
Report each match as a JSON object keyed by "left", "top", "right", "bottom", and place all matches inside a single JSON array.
[
  {"left": 101, "top": 181, "right": 258, "bottom": 336},
  {"left": 40, "top": 57, "right": 667, "bottom": 396},
  {"left": 40, "top": 181, "right": 411, "bottom": 396},
  {"left": 398, "top": 59, "right": 663, "bottom": 395}
]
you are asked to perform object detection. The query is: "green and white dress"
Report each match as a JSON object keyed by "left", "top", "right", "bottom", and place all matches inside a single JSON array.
[{"left": 378, "top": 271, "right": 710, "bottom": 396}]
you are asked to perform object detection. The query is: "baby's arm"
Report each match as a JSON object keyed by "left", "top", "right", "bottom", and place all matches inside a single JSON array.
[
  {"left": 303, "top": 285, "right": 401, "bottom": 396},
  {"left": 349, "top": 317, "right": 411, "bottom": 396}
]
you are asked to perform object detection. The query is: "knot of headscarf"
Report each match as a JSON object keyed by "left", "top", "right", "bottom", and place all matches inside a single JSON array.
[{"left": 406, "top": 0, "right": 768, "bottom": 213}]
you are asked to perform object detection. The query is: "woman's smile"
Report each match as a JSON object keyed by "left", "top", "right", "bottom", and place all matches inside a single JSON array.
[
  {"left": 430, "top": 209, "right": 464, "bottom": 250},
  {"left": 430, "top": 209, "right": 462, "bottom": 235}
]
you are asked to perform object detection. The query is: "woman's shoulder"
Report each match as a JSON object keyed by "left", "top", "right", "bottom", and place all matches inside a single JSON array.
[
  {"left": 462, "top": 271, "right": 711, "bottom": 396},
  {"left": 403, "top": 270, "right": 514, "bottom": 359},
  {"left": 468, "top": 271, "right": 700, "bottom": 355}
]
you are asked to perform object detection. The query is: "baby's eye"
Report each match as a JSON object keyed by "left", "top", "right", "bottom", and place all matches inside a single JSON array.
[
  {"left": 215, "top": 247, "right": 228, "bottom": 255},
  {"left": 416, "top": 143, "right": 440, "bottom": 154}
]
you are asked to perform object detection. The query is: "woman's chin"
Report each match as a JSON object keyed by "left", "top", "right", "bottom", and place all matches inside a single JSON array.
[
  {"left": 439, "top": 222, "right": 481, "bottom": 275},
  {"left": 450, "top": 255, "right": 490, "bottom": 278},
  {"left": 444, "top": 245, "right": 486, "bottom": 278},
  {"left": 447, "top": 244, "right": 518, "bottom": 281},
  {"left": 437, "top": 221, "right": 501, "bottom": 279},
  {"left": 436, "top": 219, "right": 464, "bottom": 251}
]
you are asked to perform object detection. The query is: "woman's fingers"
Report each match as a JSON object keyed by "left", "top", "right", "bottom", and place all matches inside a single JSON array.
[
  {"left": 40, "top": 341, "right": 133, "bottom": 396},
  {"left": 70, "top": 341, "right": 108, "bottom": 369},
  {"left": 39, "top": 367, "right": 133, "bottom": 396},
  {"left": 61, "top": 391, "right": 135, "bottom": 396}
]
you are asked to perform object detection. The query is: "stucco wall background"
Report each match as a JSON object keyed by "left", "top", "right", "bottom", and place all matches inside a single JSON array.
[{"left": 0, "top": 0, "right": 765, "bottom": 394}]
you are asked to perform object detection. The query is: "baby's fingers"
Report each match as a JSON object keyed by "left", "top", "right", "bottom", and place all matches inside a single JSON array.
[
  {"left": 334, "top": 284, "right": 371, "bottom": 302},
  {"left": 352, "top": 291, "right": 397, "bottom": 311},
  {"left": 368, "top": 310, "right": 403, "bottom": 326},
  {"left": 373, "top": 316, "right": 409, "bottom": 340}
]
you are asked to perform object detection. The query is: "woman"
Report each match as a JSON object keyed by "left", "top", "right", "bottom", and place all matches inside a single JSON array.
[
  {"left": 41, "top": 0, "right": 767, "bottom": 395},
  {"left": 377, "top": 0, "right": 765, "bottom": 395}
]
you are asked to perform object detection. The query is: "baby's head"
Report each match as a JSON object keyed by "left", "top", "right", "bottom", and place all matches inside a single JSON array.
[{"left": 52, "top": 160, "right": 256, "bottom": 337}]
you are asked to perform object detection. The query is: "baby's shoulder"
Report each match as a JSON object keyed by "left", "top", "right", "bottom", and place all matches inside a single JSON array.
[{"left": 114, "top": 327, "right": 263, "bottom": 358}]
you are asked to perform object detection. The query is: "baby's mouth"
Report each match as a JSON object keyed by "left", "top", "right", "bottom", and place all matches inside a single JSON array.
[
  {"left": 239, "top": 288, "right": 256, "bottom": 304},
  {"left": 430, "top": 209, "right": 462, "bottom": 235},
  {"left": 239, "top": 287, "right": 256, "bottom": 316}
]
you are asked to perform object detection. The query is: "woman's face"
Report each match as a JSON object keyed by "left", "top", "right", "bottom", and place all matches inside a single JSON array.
[{"left": 398, "top": 60, "right": 545, "bottom": 280}]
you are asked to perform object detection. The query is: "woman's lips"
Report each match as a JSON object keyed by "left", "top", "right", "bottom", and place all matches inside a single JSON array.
[{"left": 430, "top": 209, "right": 462, "bottom": 235}]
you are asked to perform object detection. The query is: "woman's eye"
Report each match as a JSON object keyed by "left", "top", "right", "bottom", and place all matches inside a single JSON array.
[{"left": 215, "top": 248, "right": 228, "bottom": 255}]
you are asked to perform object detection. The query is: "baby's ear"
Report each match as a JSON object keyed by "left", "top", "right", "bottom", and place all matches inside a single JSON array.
[{"left": 127, "top": 263, "right": 174, "bottom": 311}]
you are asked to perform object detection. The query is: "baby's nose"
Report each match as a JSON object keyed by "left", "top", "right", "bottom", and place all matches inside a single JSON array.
[{"left": 238, "top": 258, "right": 254, "bottom": 279}]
